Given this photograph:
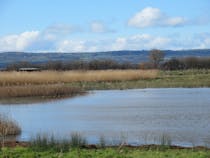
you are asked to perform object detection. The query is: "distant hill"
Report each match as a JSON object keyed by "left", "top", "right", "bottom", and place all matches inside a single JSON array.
[{"left": 1, "top": 49, "right": 210, "bottom": 68}]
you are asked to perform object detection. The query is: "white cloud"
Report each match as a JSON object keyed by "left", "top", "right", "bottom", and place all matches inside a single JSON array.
[
  {"left": 90, "top": 21, "right": 114, "bottom": 33},
  {"left": 56, "top": 34, "right": 171, "bottom": 52},
  {"left": 128, "top": 7, "right": 186, "bottom": 28},
  {"left": 193, "top": 33, "right": 210, "bottom": 49},
  {"left": 166, "top": 17, "right": 186, "bottom": 26},
  {"left": 112, "top": 38, "right": 127, "bottom": 50},
  {"left": 57, "top": 40, "right": 86, "bottom": 52},
  {"left": 0, "top": 24, "right": 82, "bottom": 52},
  {"left": 111, "top": 34, "right": 171, "bottom": 50},
  {"left": 0, "top": 31, "right": 40, "bottom": 51},
  {"left": 56, "top": 39, "right": 109, "bottom": 52},
  {"left": 0, "top": 29, "right": 210, "bottom": 52}
]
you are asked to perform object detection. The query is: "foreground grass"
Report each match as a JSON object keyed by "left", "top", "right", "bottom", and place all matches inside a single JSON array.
[
  {"left": 1, "top": 147, "right": 210, "bottom": 158},
  {"left": 2, "top": 133, "right": 210, "bottom": 158}
]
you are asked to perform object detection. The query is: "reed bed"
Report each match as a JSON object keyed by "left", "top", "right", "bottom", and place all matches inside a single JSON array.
[
  {"left": 0, "top": 70, "right": 158, "bottom": 86},
  {"left": 0, "top": 84, "right": 83, "bottom": 98},
  {"left": 30, "top": 132, "right": 87, "bottom": 152},
  {"left": 0, "top": 115, "right": 21, "bottom": 136}
]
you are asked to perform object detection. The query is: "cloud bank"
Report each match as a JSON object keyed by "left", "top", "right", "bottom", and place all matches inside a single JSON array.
[{"left": 0, "top": 30, "right": 210, "bottom": 52}]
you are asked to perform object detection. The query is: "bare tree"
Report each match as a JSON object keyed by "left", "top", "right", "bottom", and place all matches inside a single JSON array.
[{"left": 149, "top": 49, "right": 165, "bottom": 68}]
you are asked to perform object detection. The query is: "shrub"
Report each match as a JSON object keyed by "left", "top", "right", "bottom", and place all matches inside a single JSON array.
[
  {"left": 0, "top": 114, "right": 21, "bottom": 136},
  {"left": 0, "top": 114, "right": 21, "bottom": 148},
  {"left": 161, "top": 58, "right": 186, "bottom": 70}
]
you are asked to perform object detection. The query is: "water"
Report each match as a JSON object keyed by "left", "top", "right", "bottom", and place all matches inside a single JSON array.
[{"left": 1, "top": 88, "right": 210, "bottom": 146}]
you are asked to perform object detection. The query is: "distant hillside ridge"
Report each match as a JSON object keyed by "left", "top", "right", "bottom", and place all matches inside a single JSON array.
[{"left": 0, "top": 49, "right": 210, "bottom": 68}]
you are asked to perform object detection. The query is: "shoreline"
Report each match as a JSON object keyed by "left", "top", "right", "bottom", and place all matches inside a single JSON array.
[{"left": 1, "top": 87, "right": 209, "bottom": 104}]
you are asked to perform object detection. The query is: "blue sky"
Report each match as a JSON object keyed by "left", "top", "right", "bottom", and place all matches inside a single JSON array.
[{"left": 0, "top": 0, "right": 210, "bottom": 52}]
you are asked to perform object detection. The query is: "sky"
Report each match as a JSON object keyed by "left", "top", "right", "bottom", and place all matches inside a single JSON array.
[{"left": 0, "top": 0, "right": 210, "bottom": 52}]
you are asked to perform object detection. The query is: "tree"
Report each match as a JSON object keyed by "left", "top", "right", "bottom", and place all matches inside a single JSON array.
[{"left": 149, "top": 49, "right": 165, "bottom": 68}]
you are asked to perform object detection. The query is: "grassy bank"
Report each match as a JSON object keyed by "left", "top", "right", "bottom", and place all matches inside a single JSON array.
[
  {"left": 1, "top": 131, "right": 210, "bottom": 157},
  {"left": 1, "top": 147, "right": 210, "bottom": 158},
  {"left": 66, "top": 69, "right": 210, "bottom": 90}
]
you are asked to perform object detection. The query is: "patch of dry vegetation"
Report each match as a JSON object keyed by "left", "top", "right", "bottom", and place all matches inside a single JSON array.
[
  {"left": 0, "top": 84, "right": 83, "bottom": 98},
  {"left": 0, "top": 70, "right": 158, "bottom": 86},
  {"left": 0, "top": 70, "right": 157, "bottom": 98},
  {"left": 0, "top": 115, "right": 21, "bottom": 136}
]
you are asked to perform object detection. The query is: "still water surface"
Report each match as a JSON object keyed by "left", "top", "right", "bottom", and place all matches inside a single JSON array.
[{"left": 1, "top": 88, "right": 210, "bottom": 146}]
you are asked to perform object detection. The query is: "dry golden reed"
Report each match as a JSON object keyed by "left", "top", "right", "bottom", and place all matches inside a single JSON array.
[
  {"left": 0, "top": 114, "right": 21, "bottom": 136},
  {"left": 0, "top": 84, "right": 83, "bottom": 98},
  {"left": 0, "top": 70, "right": 158, "bottom": 86}
]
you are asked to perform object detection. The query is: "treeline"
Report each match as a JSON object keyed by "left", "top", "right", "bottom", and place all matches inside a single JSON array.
[
  {"left": 5, "top": 59, "right": 139, "bottom": 71},
  {"left": 161, "top": 57, "right": 210, "bottom": 70},
  {"left": 4, "top": 55, "right": 210, "bottom": 71}
]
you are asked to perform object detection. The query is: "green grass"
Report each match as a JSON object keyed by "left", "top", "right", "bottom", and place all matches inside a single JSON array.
[
  {"left": 1, "top": 147, "right": 210, "bottom": 158},
  {"left": 4, "top": 134, "right": 207, "bottom": 158},
  {"left": 66, "top": 69, "right": 210, "bottom": 90}
]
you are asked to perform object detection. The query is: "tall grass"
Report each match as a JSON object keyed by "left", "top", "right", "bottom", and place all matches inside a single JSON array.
[
  {"left": 30, "top": 133, "right": 87, "bottom": 152},
  {"left": 30, "top": 134, "right": 71, "bottom": 152},
  {"left": 0, "top": 84, "right": 83, "bottom": 98},
  {"left": 0, "top": 70, "right": 158, "bottom": 86},
  {"left": 159, "top": 134, "right": 172, "bottom": 147},
  {"left": 99, "top": 135, "right": 106, "bottom": 148},
  {"left": 70, "top": 132, "right": 87, "bottom": 148}
]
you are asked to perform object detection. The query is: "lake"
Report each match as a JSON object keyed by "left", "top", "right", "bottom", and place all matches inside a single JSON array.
[{"left": 1, "top": 88, "right": 210, "bottom": 147}]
